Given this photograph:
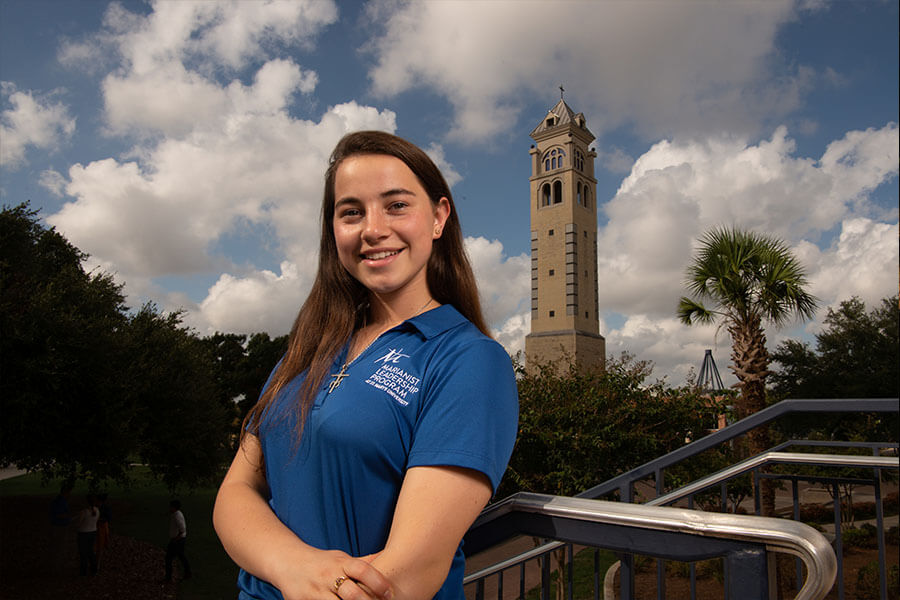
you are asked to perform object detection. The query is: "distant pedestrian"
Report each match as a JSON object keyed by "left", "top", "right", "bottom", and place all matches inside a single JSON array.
[
  {"left": 48, "top": 483, "right": 73, "bottom": 574},
  {"left": 95, "top": 493, "right": 111, "bottom": 569},
  {"left": 165, "top": 500, "right": 191, "bottom": 582},
  {"left": 76, "top": 495, "right": 99, "bottom": 576}
]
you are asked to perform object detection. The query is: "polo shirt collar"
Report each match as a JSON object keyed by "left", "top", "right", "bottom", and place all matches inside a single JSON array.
[{"left": 405, "top": 303, "right": 467, "bottom": 339}]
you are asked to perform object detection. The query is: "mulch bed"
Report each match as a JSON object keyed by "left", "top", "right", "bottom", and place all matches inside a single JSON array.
[{"left": 0, "top": 496, "right": 178, "bottom": 600}]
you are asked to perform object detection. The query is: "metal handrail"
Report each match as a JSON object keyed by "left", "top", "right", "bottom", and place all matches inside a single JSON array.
[
  {"left": 578, "top": 398, "right": 898, "bottom": 500},
  {"left": 465, "top": 451, "right": 897, "bottom": 597},
  {"left": 464, "top": 493, "right": 837, "bottom": 600},
  {"left": 651, "top": 451, "right": 899, "bottom": 507}
]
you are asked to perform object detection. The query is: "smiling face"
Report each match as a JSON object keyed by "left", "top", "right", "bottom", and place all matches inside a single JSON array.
[{"left": 332, "top": 154, "right": 450, "bottom": 308}]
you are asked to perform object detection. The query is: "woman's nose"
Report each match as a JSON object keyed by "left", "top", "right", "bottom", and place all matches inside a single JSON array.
[{"left": 362, "top": 211, "right": 388, "bottom": 242}]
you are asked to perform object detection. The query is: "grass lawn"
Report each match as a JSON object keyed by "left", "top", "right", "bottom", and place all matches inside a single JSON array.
[{"left": 0, "top": 469, "right": 239, "bottom": 600}]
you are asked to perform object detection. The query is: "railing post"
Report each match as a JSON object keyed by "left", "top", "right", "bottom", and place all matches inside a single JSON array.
[
  {"left": 753, "top": 467, "right": 761, "bottom": 516},
  {"left": 541, "top": 549, "right": 551, "bottom": 600},
  {"left": 619, "top": 483, "right": 635, "bottom": 600},
  {"left": 792, "top": 478, "right": 802, "bottom": 593},
  {"left": 725, "top": 548, "right": 768, "bottom": 600},
  {"left": 873, "top": 469, "right": 887, "bottom": 600},
  {"left": 832, "top": 482, "right": 844, "bottom": 600},
  {"left": 655, "top": 469, "right": 666, "bottom": 600}
]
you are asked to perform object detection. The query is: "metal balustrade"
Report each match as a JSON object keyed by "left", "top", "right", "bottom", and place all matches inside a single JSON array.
[
  {"left": 464, "top": 493, "right": 837, "bottom": 600},
  {"left": 462, "top": 399, "right": 898, "bottom": 599}
]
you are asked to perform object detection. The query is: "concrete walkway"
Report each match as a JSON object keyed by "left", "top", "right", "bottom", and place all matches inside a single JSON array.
[{"left": 0, "top": 467, "right": 26, "bottom": 481}]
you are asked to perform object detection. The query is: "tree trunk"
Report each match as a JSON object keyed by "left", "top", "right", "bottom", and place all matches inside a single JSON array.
[{"left": 729, "top": 317, "right": 776, "bottom": 516}]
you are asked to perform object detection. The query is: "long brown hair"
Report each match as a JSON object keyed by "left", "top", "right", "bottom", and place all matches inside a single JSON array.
[{"left": 242, "top": 131, "right": 489, "bottom": 442}]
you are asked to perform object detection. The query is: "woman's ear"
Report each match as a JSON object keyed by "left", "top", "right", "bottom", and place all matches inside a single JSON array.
[{"left": 433, "top": 197, "right": 451, "bottom": 239}]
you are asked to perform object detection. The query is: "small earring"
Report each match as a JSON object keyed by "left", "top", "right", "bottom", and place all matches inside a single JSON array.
[{"left": 434, "top": 227, "right": 441, "bottom": 235}]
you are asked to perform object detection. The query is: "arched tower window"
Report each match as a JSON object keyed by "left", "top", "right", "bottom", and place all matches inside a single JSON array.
[
  {"left": 541, "top": 183, "right": 551, "bottom": 207},
  {"left": 576, "top": 182, "right": 582, "bottom": 206},
  {"left": 575, "top": 150, "right": 584, "bottom": 171},
  {"left": 552, "top": 180, "right": 562, "bottom": 204},
  {"left": 584, "top": 187, "right": 590, "bottom": 208},
  {"left": 542, "top": 147, "right": 566, "bottom": 172}
]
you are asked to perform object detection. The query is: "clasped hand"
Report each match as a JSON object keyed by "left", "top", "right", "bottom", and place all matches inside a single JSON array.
[{"left": 271, "top": 549, "right": 393, "bottom": 600}]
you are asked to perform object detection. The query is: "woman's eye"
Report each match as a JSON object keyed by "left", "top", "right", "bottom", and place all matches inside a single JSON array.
[
  {"left": 389, "top": 202, "right": 408, "bottom": 211},
  {"left": 340, "top": 208, "right": 361, "bottom": 218}
]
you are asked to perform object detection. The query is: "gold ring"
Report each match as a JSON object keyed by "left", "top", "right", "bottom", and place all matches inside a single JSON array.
[{"left": 333, "top": 575, "right": 347, "bottom": 593}]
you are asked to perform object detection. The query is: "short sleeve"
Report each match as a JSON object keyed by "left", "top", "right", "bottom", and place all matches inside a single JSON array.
[{"left": 407, "top": 338, "right": 519, "bottom": 492}]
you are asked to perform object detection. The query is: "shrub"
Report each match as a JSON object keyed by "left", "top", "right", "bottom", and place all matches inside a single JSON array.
[
  {"left": 855, "top": 561, "right": 899, "bottom": 600},
  {"left": 842, "top": 526, "right": 877, "bottom": 549},
  {"left": 853, "top": 501, "right": 877, "bottom": 521},
  {"left": 798, "top": 502, "right": 833, "bottom": 523}
]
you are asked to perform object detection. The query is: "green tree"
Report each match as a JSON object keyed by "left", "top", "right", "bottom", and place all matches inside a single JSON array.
[
  {"left": 201, "top": 331, "right": 288, "bottom": 448},
  {"left": 1, "top": 203, "right": 132, "bottom": 485},
  {"left": 1, "top": 203, "right": 231, "bottom": 489},
  {"left": 502, "top": 353, "right": 726, "bottom": 600},
  {"left": 125, "top": 305, "right": 230, "bottom": 489},
  {"left": 501, "top": 353, "right": 724, "bottom": 499},
  {"left": 238, "top": 332, "right": 288, "bottom": 417},
  {"left": 771, "top": 295, "right": 899, "bottom": 399},
  {"left": 677, "top": 227, "right": 817, "bottom": 514},
  {"left": 770, "top": 296, "right": 898, "bottom": 526}
]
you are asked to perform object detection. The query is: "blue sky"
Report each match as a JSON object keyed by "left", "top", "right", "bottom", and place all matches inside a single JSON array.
[{"left": 2, "top": 0, "right": 897, "bottom": 385}]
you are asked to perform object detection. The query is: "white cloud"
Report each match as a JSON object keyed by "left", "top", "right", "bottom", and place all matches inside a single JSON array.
[
  {"left": 464, "top": 236, "right": 530, "bottom": 327},
  {"left": 604, "top": 315, "right": 729, "bottom": 386},
  {"left": 598, "top": 124, "right": 899, "bottom": 319},
  {"left": 798, "top": 218, "right": 900, "bottom": 314},
  {"left": 366, "top": 1, "right": 807, "bottom": 143},
  {"left": 195, "top": 261, "right": 307, "bottom": 336},
  {"left": 59, "top": 0, "right": 336, "bottom": 138},
  {"left": 425, "top": 142, "right": 461, "bottom": 188},
  {"left": 584, "top": 123, "right": 899, "bottom": 385},
  {"left": 39, "top": 169, "right": 67, "bottom": 197},
  {"left": 492, "top": 312, "right": 530, "bottom": 361},
  {"left": 0, "top": 83, "right": 76, "bottom": 169}
]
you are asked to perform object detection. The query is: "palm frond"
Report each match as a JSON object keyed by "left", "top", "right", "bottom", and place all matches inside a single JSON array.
[{"left": 677, "top": 297, "right": 717, "bottom": 325}]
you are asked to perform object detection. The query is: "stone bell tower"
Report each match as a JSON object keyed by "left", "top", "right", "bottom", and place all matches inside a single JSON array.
[{"left": 524, "top": 94, "right": 605, "bottom": 370}]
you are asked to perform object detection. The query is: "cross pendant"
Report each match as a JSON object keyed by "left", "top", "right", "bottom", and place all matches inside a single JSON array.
[{"left": 328, "top": 363, "right": 349, "bottom": 394}]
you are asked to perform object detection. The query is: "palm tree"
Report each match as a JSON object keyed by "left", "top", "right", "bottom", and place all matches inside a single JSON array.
[{"left": 678, "top": 227, "right": 817, "bottom": 513}]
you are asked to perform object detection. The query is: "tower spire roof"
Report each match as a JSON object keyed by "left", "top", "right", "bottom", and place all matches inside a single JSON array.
[{"left": 530, "top": 97, "right": 593, "bottom": 139}]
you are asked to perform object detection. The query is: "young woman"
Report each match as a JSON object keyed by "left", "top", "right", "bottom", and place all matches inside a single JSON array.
[{"left": 214, "top": 131, "right": 519, "bottom": 600}]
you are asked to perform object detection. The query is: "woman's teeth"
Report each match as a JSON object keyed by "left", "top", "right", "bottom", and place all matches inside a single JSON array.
[{"left": 364, "top": 250, "right": 400, "bottom": 260}]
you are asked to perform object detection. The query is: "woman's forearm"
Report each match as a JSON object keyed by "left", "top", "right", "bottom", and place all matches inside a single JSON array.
[
  {"left": 368, "top": 466, "right": 493, "bottom": 599},
  {"left": 213, "top": 477, "right": 310, "bottom": 588}
]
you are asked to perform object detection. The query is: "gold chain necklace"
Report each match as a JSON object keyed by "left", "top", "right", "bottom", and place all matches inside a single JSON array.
[{"left": 327, "top": 297, "right": 434, "bottom": 394}]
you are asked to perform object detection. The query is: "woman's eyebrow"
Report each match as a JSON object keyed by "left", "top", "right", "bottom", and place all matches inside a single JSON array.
[
  {"left": 380, "top": 187, "right": 416, "bottom": 198},
  {"left": 335, "top": 188, "right": 416, "bottom": 208}
]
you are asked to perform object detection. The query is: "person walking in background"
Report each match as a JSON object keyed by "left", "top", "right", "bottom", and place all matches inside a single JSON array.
[
  {"left": 94, "top": 493, "right": 111, "bottom": 570},
  {"left": 75, "top": 494, "right": 99, "bottom": 576},
  {"left": 48, "top": 483, "right": 73, "bottom": 574},
  {"left": 165, "top": 499, "right": 191, "bottom": 582}
]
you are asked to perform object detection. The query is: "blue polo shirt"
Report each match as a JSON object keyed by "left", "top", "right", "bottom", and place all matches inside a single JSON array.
[{"left": 238, "top": 304, "right": 519, "bottom": 600}]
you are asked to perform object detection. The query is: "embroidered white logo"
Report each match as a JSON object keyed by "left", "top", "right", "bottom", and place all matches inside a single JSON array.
[
  {"left": 366, "top": 348, "right": 418, "bottom": 406},
  {"left": 375, "top": 348, "right": 410, "bottom": 364}
]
